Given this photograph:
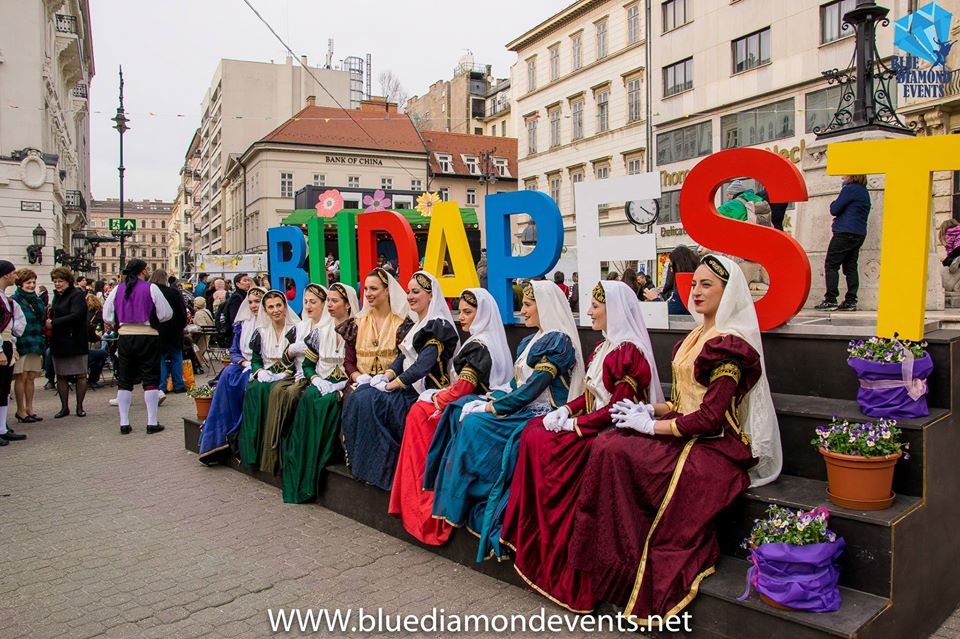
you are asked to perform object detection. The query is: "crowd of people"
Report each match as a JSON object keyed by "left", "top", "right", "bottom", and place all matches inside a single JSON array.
[{"left": 190, "top": 254, "right": 780, "bottom": 620}]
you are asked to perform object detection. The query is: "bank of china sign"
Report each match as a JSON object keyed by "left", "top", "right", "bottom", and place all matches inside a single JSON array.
[{"left": 892, "top": 1, "right": 954, "bottom": 98}]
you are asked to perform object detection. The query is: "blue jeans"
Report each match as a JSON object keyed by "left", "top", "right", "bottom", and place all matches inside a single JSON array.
[{"left": 159, "top": 347, "right": 185, "bottom": 392}]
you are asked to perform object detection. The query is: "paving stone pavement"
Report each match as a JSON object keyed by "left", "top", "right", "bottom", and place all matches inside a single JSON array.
[{"left": 1, "top": 377, "right": 959, "bottom": 639}]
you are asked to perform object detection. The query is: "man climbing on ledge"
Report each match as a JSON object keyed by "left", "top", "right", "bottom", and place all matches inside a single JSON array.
[
  {"left": 103, "top": 259, "right": 173, "bottom": 435},
  {"left": 814, "top": 174, "right": 871, "bottom": 312}
]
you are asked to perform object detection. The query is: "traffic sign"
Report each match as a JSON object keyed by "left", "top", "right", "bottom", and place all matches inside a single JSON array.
[{"left": 109, "top": 217, "right": 136, "bottom": 232}]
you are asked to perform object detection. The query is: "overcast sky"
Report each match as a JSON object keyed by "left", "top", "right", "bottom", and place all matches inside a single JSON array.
[{"left": 87, "top": 0, "right": 559, "bottom": 202}]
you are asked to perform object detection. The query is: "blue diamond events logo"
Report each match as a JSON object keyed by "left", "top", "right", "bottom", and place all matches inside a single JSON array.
[{"left": 892, "top": 1, "right": 954, "bottom": 98}]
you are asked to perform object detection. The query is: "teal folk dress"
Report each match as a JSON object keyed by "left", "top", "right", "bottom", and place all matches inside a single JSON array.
[{"left": 425, "top": 331, "right": 577, "bottom": 561}]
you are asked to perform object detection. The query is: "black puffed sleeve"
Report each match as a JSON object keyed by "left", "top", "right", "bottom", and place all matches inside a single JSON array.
[{"left": 453, "top": 340, "right": 493, "bottom": 390}]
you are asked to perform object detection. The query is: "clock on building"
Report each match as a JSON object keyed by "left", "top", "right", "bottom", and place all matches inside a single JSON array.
[{"left": 625, "top": 198, "right": 660, "bottom": 233}]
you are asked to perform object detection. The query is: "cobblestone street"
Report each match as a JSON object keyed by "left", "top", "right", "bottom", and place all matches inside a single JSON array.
[{"left": 2, "top": 379, "right": 959, "bottom": 639}]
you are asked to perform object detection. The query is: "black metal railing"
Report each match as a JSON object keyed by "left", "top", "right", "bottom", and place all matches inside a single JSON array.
[
  {"left": 55, "top": 14, "right": 77, "bottom": 34},
  {"left": 72, "top": 83, "right": 87, "bottom": 99},
  {"left": 65, "top": 190, "right": 86, "bottom": 212}
]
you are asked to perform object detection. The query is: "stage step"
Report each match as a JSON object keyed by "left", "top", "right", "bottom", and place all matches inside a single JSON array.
[{"left": 692, "top": 556, "right": 888, "bottom": 639}]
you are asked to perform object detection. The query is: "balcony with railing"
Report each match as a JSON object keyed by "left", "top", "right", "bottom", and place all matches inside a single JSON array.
[
  {"left": 55, "top": 14, "right": 77, "bottom": 34},
  {"left": 72, "top": 83, "right": 88, "bottom": 99},
  {"left": 65, "top": 190, "right": 86, "bottom": 212}
]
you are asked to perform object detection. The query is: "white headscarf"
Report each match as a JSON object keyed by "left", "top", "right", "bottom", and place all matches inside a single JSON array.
[
  {"left": 255, "top": 290, "right": 300, "bottom": 364},
  {"left": 311, "top": 283, "right": 361, "bottom": 378},
  {"left": 530, "top": 280, "right": 585, "bottom": 398},
  {"left": 234, "top": 286, "right": 266, "bottom": 361},
  {"left": 597, "top": 281, "right": 665, "bottom": 404},
  {"left": 299, "top": 283, "right": 329, "bottom": 329},
  {"left": 460, "top": 288, "right": 513, "bottom": 388},
  {"left": 357, "top": 268, "right": 414, "bottom": 321},
  {"left": 400, "top": 271, "right": 459, "bottom": 391},
  {"left": 687, "top": 254, "right": 782, "bottom": 488}
]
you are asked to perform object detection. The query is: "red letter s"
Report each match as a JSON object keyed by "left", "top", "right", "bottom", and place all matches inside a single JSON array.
[{"left": 676, "top": 149, "right": 810, "bottom": 330}]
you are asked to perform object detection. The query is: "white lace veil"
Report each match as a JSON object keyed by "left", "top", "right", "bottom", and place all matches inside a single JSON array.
[
  {"left": 234, "top": 286, "right": 266, "bottom": 360},
  {"left": 531, "top": 280, "right": 585, "bottom": 398},
  {"left": 401, "top": 271, "right": 459, "bottom": 356},
  {"left": 600, "top": 281, "right": 665, "bottom": 403},
  {"left": 461, "top": 288, "right": 513, "bottom": 388},
  {"left": 357, "top": 268, "right": 414, "bottom": 321},
  {"left": 687, "top": 255, "right": 782, "bottom": 487},
  {"left": 255, "top": 290, "right": 300, "bottom": 362}
]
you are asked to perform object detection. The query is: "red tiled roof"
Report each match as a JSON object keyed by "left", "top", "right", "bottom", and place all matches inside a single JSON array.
[
  {"left": 261, "top": 105, "right": 426, "bottom": 154},
  {"left": 421, "top": 130, "right": 518, "bottom": 179}
]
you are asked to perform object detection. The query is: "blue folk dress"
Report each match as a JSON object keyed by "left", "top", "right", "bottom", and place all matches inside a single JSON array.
[
  {"left": 341, "top": 319, "right": 459, "bottom": 491},
  {"left": 197, "top": 321, "right": 252, "bottom": 465},
  {"left": 425, "top": 331, "right": 577, "bottom": 561}
]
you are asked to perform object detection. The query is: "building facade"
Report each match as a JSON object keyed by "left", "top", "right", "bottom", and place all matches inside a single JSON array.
[
  {"left": 480, "top": 79, "right": 514, "bottom": 138},
  {"left": 223, "top": 99, "right": 429, "bottom": 253},
  {"left": 0, "top": 0, "right": 94, "bottom": 284},
  {"left": 507, "top": 0, "right": 649, "bottom": 245},
  {"left": 406, "top": 56, "right": 506, "bottom": 135},
  {"left": 168, "top": 129, "right": 200, "bottom": 277},
  {"left": 421, "top": 129, "right": 518, "bottom": 241},
  {"left": 87, "top": 199, "right": 174, "bottom": 280},
  {"left": 192, "top": 57, "right": 352, "bottom": 255}
]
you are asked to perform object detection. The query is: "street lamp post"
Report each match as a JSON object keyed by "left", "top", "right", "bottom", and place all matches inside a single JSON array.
[
  {"left": 815, "top": 0, "right": 915, "bottom": 138},
  {"left": 112, "top": 66, "right": 130, "bottom": 272}
]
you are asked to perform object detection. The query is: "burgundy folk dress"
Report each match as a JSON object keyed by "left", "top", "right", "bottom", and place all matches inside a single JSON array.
[
  {"left": 569, "top": 328, "right": 761, "bottom": 621},
  {"left": 501, "top": 341, "right": 651, "bottom": 613}
]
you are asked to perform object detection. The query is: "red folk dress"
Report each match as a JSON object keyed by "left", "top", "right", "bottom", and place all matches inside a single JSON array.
[
  {"left": 501, "top": 341, "right": 651, "bottom": 613},
  {"left": 388, "top": 341, "right": 494, "bottom": 545},
  {"left": 569, "top": 327, "right": 760, "bottom": 623}
]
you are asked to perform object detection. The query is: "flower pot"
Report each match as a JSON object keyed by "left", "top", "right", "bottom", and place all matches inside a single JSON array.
[
  {"left": 819, "top": 448, "right": 900, "bottom": 510},
  {"left": 848, "top": 354, "right": 932, "bottom": 419},
  {"left": 194, "top": 396, "right": 212, "bottom": 421},
  {"left": 742, "top": 540, "right": 845, "bottom": 612}
]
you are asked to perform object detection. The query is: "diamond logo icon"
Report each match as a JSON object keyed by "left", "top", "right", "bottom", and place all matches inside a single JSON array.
[{"left": 894, "top": 1, "right": 954, "bottom": 66}]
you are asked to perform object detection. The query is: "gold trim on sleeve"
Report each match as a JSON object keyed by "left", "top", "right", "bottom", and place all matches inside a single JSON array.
[
  {"left": 669, "top": 419, "right": 683, "bottom": 438},
  {"left": 573, "top": 418, "right": 583, "bottom": 438},
  {"left": 459, "top": 367, "right": 479, "bottom": 386},
  {"left": 709, "top": 361, "right": 741, "bottom": 385},
  {"left": 534, "top": 361, "right": 559, "bottom": 377}
]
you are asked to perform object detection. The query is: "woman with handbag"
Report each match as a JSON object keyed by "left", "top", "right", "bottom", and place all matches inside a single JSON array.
[{"left": 11, "top": 268, "right": 45, "bottom": 422}]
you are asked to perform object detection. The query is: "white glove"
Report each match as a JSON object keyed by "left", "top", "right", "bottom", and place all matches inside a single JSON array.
[
  {"left": 611, "top": 399, "right": 655, "bottom": 420},
  {"left": 272, "top": 371, "right": 290, "bottom": 382},
  {"left": 312, "top": 378, "right": 335, "bottom": 395},
  {"left": 370, "top": 374, "right": 387, "bottom": 387},
  {"left": 543, "top": 406, "right": 571, "bottom": 432},
  {"left": 355, "top": 374, "right": 373, "bottom": 387},
  {"left": 287, "top": 341, "right": 307, "bottom": 356},
  {"left": 459, "top": 399, "right": 490, "bottom": 422},
  {"left": 331, "top": 380, "right": 347, "bottom": 393},
  {"left": 419, "top": 388, "right": 441, "bottom": 403},
  {"left": 242, "top": 362, "right": 252, "bottom": 372},
  {"left": 372, "top": 378, "right": 390, "bottom": 392},
  {"left": 255, "top": 369, "right": 272, "bottom": 383},
  {"left": 558, "top": 418, "right": 576, "bottom": 432},
  {"left": 614, "top": 409, "right": 655, "bottom": 435}
]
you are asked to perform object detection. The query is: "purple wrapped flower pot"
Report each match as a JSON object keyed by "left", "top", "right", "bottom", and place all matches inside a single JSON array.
[
  {"left": 848, "top": 352, "right": 932, "bottom": 419},
  {"left": 742, "top": 539, "right": 846, "bottom": 612}
]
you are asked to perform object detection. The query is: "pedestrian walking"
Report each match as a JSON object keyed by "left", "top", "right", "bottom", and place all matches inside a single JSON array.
[
  {"left": 11, "top": 268, "right": 45, "bottom": 422},
  {"left": 0, "top": 260, "right": 26, "bottom": 446},
  {"left": 47, "top": 267, "right": 90, "bottom": 418},
  {"left": 102, "top": 259, "right": 173, "bottom": 435}
]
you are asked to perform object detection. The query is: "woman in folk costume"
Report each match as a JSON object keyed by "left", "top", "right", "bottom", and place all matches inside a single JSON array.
[
  {"left": 389, "top": 288, "right": 513, "bottom": 545},
  {"left": 236, "top": 290, "right": 299, "bottom": 468},
  {"left": 342, "top": 271, "right": 460, "bottom": 491},
  {"left": 197, "top": 287, "right": 265, "bottom": 464},
  {"left": 281, "top": 282, "right": 360, "bottom": 504},
  {"left": 570, "top": 255, "right": 782, "bottom": 623},
  {"left": 337, "top": 268, "right": 414, "bottom": 401},
  {"left": 428, "top": 280, "right": 585, "bottom": 562},
  {"left": 500, "top": 280, "right": 663, "bottom": 613},
  {"left": 258, "top": 284, "right": 328, "bottom": 475}
]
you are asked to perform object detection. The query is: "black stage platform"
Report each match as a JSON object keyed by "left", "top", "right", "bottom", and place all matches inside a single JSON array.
[{"left": 183, "top": 323, "right": 960, "bottom": 638}]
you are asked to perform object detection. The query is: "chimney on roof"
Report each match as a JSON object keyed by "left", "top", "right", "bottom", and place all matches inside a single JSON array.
[
  {"left": 359, "top": 96, "right": 397, "bottom": 113},
  {"left": 306, "top": 95, "right": 316, "bottom": 107}
]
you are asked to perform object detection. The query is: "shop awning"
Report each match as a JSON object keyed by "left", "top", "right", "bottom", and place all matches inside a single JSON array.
[{"left": 281, "top": 207, "right": 479, "bottom": 229}]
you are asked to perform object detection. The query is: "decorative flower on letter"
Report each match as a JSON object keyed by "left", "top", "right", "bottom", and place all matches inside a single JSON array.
[
  {"left": 316, "top": 190, "right": 344, "bottom": 218},
  {"left": 415, "top": 192, "right": 441, "bottom": 217},
  {"left": 363, "top": 189, "right": 392, "bottom": 213}
]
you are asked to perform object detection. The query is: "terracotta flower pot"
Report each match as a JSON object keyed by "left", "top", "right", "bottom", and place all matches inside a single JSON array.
[
  {"left": 194, "top": 396, "right": 212, "bottom": 421},
  {"left": 819, "top": 448, "right": 901, "bottom": 511}
]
